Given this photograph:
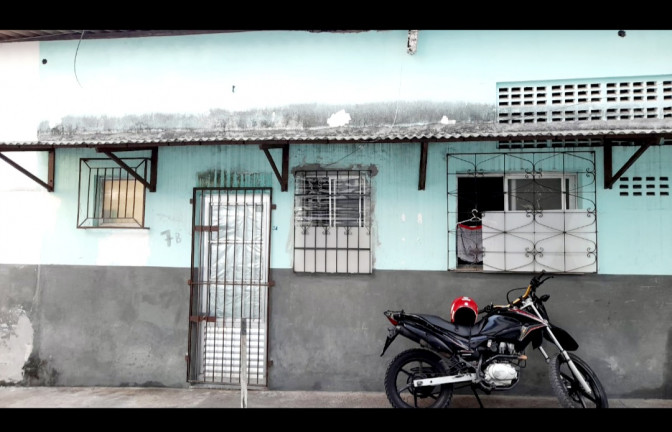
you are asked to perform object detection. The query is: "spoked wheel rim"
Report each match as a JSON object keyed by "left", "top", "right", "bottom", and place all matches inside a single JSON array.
[
  {"left": 384, "top": 349, "right": 453, "bottom": 408},
  {"left": 549, "top": 353, "right": 609, "bottom": 408},
  {"left": 558, "top": 368, "right": 602, "bottom": 407},
  {"left": 397, "top": 361, "right": 443, "bottom": 406}
]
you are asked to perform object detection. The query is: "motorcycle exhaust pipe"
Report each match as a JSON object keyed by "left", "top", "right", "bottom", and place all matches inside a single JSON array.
[{"left": 398, "top": 325, "right": 454, "bottom": 354}]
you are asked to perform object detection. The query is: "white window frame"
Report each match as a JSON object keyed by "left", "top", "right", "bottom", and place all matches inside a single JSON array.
[
  {"left": 504, "top": 173, "right": 577, "bottom": 211},
  {"left": 98, "top": 177, "right": 146, "bottom": 228},
  {"left": 293, "top": 170, "right": 372, "bottom": 274}
]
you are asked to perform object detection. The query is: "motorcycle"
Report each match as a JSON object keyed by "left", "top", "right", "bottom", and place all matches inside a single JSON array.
[{"left": 380, "top": 270, "right": 608, "bottom": 408}]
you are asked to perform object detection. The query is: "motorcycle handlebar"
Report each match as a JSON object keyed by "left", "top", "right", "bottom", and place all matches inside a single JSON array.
[
  {"left": 478, "top": 304, "right": 494, "bottom": 314},
  {"left": 511, "top": 270, "right": 554, "bottom": 306},
  {"left": 530, "top": 269, "right": 555, "bottom": 289},
  {"left": 479, "top": 270, "right": 555, "bottom": 312},
  {"left": 530, "top": 269, "right": 546, "bottom": 287}
]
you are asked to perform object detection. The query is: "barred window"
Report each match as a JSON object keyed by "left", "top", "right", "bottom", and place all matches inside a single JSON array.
[
  {"left": 77, "top": 158, "right": 147, "bottom": 228},
  {"left": 293, "top": 170, "right": 372, "bottom": 274},
  {"left": 295, "top": 171, "right": 370, "bottom": 227}
]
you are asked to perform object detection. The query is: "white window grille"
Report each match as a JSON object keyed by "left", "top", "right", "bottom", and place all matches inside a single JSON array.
[
  {"left": 293, "top": 170, "right": 372, "bottom": 274},
  {"left": 448, "top": 152, "right": 597, "bottom": 273}
]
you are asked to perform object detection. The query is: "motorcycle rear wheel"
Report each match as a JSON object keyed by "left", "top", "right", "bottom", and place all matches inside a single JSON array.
[
  {"left": 384, "top": 348, "right": 453, "bottom": 408},
  {"left": 549, "top": 353, "right": 609, "bottom": 408}
]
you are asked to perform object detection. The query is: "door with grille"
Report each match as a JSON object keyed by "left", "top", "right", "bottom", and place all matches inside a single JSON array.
[{"left": 188, "top": 187, "right": 272, "bottom": 387}]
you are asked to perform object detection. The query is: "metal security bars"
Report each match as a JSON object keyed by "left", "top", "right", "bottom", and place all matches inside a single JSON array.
[
  {"left": 293, "top": 170, "right": 372, "bottom": 274},
  {"left": 77, "top": 158, "right": 148, "bottom": 228},
  {"left": 447, "top": 151, "right": 597, "bottom": 273},
  {"left": 188, "top": 188, "right": 272, "bottom": 387}
]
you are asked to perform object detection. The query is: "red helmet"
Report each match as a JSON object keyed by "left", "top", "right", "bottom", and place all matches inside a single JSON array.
[{"left": 450, "top": 296, "right": 478, "bottom": 325}]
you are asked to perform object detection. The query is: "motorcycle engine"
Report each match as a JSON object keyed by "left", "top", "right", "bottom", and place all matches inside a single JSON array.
[
  {"left": 483, "top": 362, "right": 519, "bottom": 387},
  {"left": 482, "top": 340, "right": 521, "bottom": 387}
]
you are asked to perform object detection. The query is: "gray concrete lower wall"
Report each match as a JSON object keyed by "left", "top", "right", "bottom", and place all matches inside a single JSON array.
[
  {"left": 1, "top": 264, "right": 671, "bottom": 399},
  {"left": 0, "top": 264, "right": 190, "bottom": 388}
]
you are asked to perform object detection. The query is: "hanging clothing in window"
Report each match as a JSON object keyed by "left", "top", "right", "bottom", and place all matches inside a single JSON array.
[{"left": 457, "top": 223, "right": 483, "bottom": 263}]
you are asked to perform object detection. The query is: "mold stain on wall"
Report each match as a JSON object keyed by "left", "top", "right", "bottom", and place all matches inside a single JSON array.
[
  {"left": 197, "top": 169, "right": 273, "bottom": 188},
  {"left": 0, "top": 307, "right": 34, "bottom": 384},
  {"left": 37, "top": 101, "right": 496, "bottom": 142}
]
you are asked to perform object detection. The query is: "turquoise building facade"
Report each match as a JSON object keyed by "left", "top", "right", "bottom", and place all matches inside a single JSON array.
[{"left": 1, "top": 30, "right": 671, "bottom": 399}]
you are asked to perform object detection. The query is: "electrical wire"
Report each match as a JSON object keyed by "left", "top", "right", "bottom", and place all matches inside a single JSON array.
[
  {"left": 74, "top": 30, "right": 86, "bottom": 88},
  {"left": 322, "top": 144, "right": 364, "bottom": 167}
]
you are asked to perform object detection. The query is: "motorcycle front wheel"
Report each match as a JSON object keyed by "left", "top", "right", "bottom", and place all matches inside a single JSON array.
[
  {"left": 549, "top": 353, "right": 609, "bottom": 408},
  {"left": 384, "top": 348, "right": 453, "bottom": 408}
]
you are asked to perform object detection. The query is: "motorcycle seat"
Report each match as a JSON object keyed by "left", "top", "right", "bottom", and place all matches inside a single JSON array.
[{"left": 415, "top": 313, "right": 486, "bottom": 337}]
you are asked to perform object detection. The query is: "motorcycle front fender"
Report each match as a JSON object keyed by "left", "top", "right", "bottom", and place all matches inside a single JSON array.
[{"left": 545, "top": 325, "right": 579, "bottom": 351}]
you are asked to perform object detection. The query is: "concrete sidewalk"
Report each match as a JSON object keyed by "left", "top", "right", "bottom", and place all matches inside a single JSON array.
[{"left": 0, "top": 386, "right": 671, "bottom": 409}]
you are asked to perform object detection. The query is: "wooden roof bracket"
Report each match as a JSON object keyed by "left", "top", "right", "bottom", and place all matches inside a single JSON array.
[
  {"left": 603, "top": 136, "right": 662, "bottom": 189},
  {"left": 260, "top": 143, "right": 289, "bottom": 192},
  {"left": 0, "top": 148, "right": 55, "bottom": 192},
  {"left": 97, "top": 147, "right": 158, "bottom": 192},
  {"left": 418, "top": 141, "right": 428, "bottom": 190}
]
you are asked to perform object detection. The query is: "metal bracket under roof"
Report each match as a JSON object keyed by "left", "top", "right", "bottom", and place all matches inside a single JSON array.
[
  {"left": 260, "top": 144, "right": 289, "bottom": 192},
  {"left": 418, "top": 141, "right": 428, "bottom": 190},
  {"left": 0, "top": 149, "right": 55, "bottom": 192},
  {"left": 96, "top": 147, "right": 158, "bottom": 192},
  {"left": 603, "top": 136, "right": 663, "bottom": 189}
]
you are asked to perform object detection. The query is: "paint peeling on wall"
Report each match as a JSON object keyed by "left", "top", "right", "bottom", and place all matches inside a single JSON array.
[
  {"left": 0, "top": 306, "right": 34, "bottom": 383},
  {"left": 0, "top": 42, "right": 40, "bottom": 142},
  {"left": 96, "top": 231, "right": 151, "bottom": 266},
  {"left": 0, "top": 193, "right": 61, "bottom": 265},
  {"left": 196, "top": 169, "right": 273, "bottom": 188},
  {"left": 291, "top": 162, "right": 378, "bottom": 176}
]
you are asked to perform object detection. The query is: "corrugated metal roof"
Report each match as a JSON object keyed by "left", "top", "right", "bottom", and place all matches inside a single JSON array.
[
  {"left": 3, "top": 31, "right": 670, "bottom": 148},
  {"left": 0, "top": 30, "right": 243, "bottom": 43},
  {"left": 2, "top": 120, "right": 672, "bottom": 149},
  {"left": 0, "top": 30, "right": 363, "bottom": 44}
]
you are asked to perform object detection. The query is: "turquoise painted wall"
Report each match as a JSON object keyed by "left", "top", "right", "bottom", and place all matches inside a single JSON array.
[
  {"left": 290, "top": 142, "right": 450, "bottom": 270},
  {"left": 40, "top": 142, "right": 454, "bottom": 270},
  {"left": 595, "top": 145, "right": 672, "bottom": 274},
  {"left": 4, "top": 30, "right": 672, "bottom": 274},
  {"left": 440, "top": 143, "right": 672, "bottom": 275},
  {"left": 29, "top": 141, "right": 464, "bottom": 271},
  {"left": 34, "top": 30, "right": 672, "bottom": 123},
  {"left": 40, "top": 146, "right": 284, "bottom": 268},
  {"left": 6, "top": 139, "right": 672, "bottom": 274}
]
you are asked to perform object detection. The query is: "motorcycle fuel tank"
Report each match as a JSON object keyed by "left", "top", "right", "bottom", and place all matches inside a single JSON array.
[{"left": 476, "top": 312, "right": 541, "bottom": 344}]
